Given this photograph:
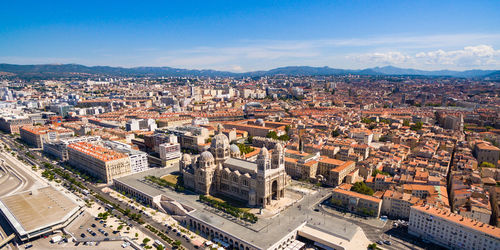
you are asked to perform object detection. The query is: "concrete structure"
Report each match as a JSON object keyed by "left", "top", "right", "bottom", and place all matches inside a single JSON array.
[
  {"left": 20, "top": 125, "right": 74, "bottom": 148},
  {"left": 348, "top": 128, "right": 373, "bottom": 145},
  {"left": 180, "top": 125, "right": 288, "bottom": 207},
  {"left": 284, "top": 149, "right": 319, "bottom": 180},
  {"left": 317, "top": 157, "right": 356, "bottom": 186},
  {"left": 381, "top": 190, "right": 421, "bottom": 219},
  {"left": 113, "top": 168, "right": 369, "bottom": 250},
  {"left": 0, "top": 115, "right": 32, "bottom": 134},
  {"left": 330, "top": 187, "right": 383, "bottom": 217},
  {"left": 103, "top": 140, "right": 150, "bottom": 173},
  {"left": 408, "top": 205, "right": 500, "bottom": 249},
  {"left": 157, "top": 126, "right": 209, "bottom": 151},
  {"left": 474, "top": 141, "right": 500, "bottom": 167},
  {"left": 67, "top": 142, "right": 131, "bottom": 183},
  {"left": 0, "top": 186, "right": 82, "bottom": 241},
  {"left": 42, "top": 136, "right": 101, "bottom": 161},
  {"left": 125, "top": 118, "right": 157, "bottom": 131},
  {"left": 159, "top": 142, "right": 181, "bottom": 167}
]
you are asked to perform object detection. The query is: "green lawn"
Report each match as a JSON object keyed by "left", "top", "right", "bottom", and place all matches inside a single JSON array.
[
  {"left": 161, "top": 175, "right": 178, "bottom": 185},
  {"left": 207, "top": 194, "right": 251, "bottom": 212}
]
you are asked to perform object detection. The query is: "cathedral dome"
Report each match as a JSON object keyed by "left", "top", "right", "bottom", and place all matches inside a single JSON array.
[
  {"left": 199, "top": 151, "right": 214, "bottom": 162},
  {"left": 230, "top": 144, "right": 240, "bottom": 154},
  {"left": 211, "top": 132, "right": 229, "bottom": 150}
]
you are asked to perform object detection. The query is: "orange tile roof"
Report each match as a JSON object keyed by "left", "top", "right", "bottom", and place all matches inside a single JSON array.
[
  {"left": 68, "top": 142, "right": 127, "bottom": 162},
  {"left": 412, "top": 205, "right": 500, "bottom": 238},
  {"left": 319, "top": 157, "right": 345, "bottom": 166},
  {"left": 333, "top": 188, "right": 382, "bottom": 203}
]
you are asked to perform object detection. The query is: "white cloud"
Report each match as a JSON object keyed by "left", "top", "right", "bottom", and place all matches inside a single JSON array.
[
  {"left": 4, "top": 33, "right": 500, "bottom": 71},
  {"left": 348, "top": 45, "right": 500, "bottom": 69},
  {"left": 415, "top": 45, "right": 500, "bottom": 66},
  {"left": 349, "top": 51, "right": 412, "bottom": 65}
]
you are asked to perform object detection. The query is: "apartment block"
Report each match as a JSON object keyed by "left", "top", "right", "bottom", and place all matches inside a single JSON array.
[
  {"left": 330, "top": 186, "right": 382, "bottom": 217},
  {"left": 159, "top": 142, "right": 181, "bottom": 167},
  {"left": 43, "top": 136, "right": 101, "bottom": 161},
  {"left": 67, "top": 142, "right": 131, "bottom": 183},
  {"left": 474, "top": 141, "right": 500, "bottom": 167},
  {"left": 318, "top": 157, "right": 356, "bottom": 186},
  {"left": 20, "top": 125, "right": 74, "bottom": 148},
  {"left": 409, "top": 205, "right": 500, "bottom": 249}
]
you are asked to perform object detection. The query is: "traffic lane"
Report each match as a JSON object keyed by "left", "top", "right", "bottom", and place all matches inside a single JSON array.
[{"left": 3, "top": 135, "right": 194, "bottom": 249}]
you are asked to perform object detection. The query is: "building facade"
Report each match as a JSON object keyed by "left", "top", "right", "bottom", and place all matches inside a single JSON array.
[
  {"left": 180, "top": 125, "right": 288, "bottom": 207},
  {"left": 67, "top": 142, "right": 131, "bottom": 183},
  {"left": 408, "top": 205, "right": 500, "bottom": 249}
]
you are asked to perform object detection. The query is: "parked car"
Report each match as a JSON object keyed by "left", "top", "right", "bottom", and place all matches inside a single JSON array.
[
  {"left": 384, "top": 240, "right": 392, "bottom": 245},
  {"left": 24, "top": 244, "right": 33, "bottom": 249}
]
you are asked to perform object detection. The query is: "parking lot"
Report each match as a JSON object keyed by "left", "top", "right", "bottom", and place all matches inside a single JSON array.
[{"left": 17, "top": 232, "right": 126, "bottom": 250}]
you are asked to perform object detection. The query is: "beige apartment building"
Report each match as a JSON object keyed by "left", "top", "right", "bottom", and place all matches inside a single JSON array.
[
  {"left": 409, "top": 205, "right": 500, "bottom": 249},
  {"left": 20, "top": 125, "right": 74, "bottom": 148},
  {"left": 330, "top": 186, "right": 382, "bottom": 217},
  {"left": 474, "top": 141, "right": 500, "bottom": 167},
  {"left": 67, "top": 142, "right": 131, "bottom": 184},
  {"left": 318, "top": 157, "right": 355, "bottom": 186}
]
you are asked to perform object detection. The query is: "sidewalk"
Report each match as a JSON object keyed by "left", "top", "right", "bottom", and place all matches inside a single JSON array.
[
  {"left": 321, "top": 205, "right": 387, "bottom": 229},
  {"left": 104, "top": 187, "right": 206, "bottom": 243}
]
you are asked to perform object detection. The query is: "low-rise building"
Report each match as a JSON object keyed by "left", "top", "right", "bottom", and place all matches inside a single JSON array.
[
  {"left": 474, "top": 141, "right": 500, "bottom": 167},
  {"left": 330, "top": 186, "right": 382, "bottom": 217},
  {"left": 20, "top": 125, "right": 74, "bottom": 148},
  {"left": 318, "top": 157, "right": 355, "bottom": 186},
  {"left": 159, "top": 142, "right": 182, "bottom": 167},
  {"left": 0, "top": 115, "right": 32, "bottom": 134},
  {"left": 381, "top": 190, "right": 421, "bottom": 219}
]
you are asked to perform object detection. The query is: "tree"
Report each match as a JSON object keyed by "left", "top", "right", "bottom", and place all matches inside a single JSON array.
[
  {"left": 143, "top": 237, "right": 151, "bottom": 245},
  {"left": 481, "top": 162, "right": 496, "bottom": 168},
  {"left": 403, "top": 120, "right": 410, "bottom": 127},
  {"left": 266, "top": 131, "right": 278, "bottom": 139},
  {"left": 277, "top": 134, "right": 290, "bottom": 141},
  {"left": 410, "top": 121, "right": 423, "bottom": 131},
  {"left": 350, "top": 182, "right": 374, "bottom": 196},
  {"left": 372, "top": 169, "right": 390, "bottom": 177},
  {"left": 331, "top": 129, "right": 340, "bottom": 137}
]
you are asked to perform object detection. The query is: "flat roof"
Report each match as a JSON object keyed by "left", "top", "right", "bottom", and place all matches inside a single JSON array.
[
  {"left": 114, "top": 168, "right": 171, "bottom": 198},
  {"left": 117, "top": 167, "right": 361, "bottom": 249},
  {"left": 0, "top": 186, "right": 81, "bottom": 236}
]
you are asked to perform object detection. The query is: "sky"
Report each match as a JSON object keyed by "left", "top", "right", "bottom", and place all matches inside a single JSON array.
[{"left": 1, "top": 0, "right": 500, "bottom": 72}]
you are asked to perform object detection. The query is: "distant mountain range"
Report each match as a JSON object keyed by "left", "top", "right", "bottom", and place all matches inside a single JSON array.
[{"left": 0, "top": 63, "right": 499, "bottom": 79}]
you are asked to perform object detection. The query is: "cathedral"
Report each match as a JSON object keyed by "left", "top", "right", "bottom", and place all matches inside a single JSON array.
[{"left": 180, "top": 125, "right": 288, "bottom": 208}]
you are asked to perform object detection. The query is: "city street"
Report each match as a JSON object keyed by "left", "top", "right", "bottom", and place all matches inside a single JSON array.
[{"left": 0, "top": 134, "right": 194, "bottom": 250}]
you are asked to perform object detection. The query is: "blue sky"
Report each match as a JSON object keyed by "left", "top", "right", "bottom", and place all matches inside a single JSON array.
[{"left": 1, "top": 0, "right": 500, "bottom": 71}]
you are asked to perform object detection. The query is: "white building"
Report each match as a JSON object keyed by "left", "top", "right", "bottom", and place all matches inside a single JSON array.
[
  {"left": 408, "top": 205, "right": 500, "bottom": 249},
  {"left": 349, "top": 128, "right": 373, "bottom": 145},
  {"left": 103, "top": 140, "right": 149, "bottom": 173},
  {"left": 159, "top": 142, "right": 181, "bottom": 167}
]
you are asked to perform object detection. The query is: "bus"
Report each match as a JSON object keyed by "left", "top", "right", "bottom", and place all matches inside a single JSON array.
[{"left": 154, "top": 240, "right": 165, "bottom": 249}]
